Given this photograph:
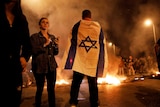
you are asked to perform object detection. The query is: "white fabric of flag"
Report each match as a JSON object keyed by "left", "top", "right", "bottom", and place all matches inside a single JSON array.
[{"left": 61, "top": 20, "right": 108, "bottom": 77}]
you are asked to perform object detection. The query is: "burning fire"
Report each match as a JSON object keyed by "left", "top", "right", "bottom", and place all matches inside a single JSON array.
[
  {"left": 56, "top": 79, "right": 69, "bottom": 85},
  {"left": 97, "top": 74, "right": 127, "bottom": 85},
  {"left": 55, "top": 75, "right": 127, "bottom": 86}
]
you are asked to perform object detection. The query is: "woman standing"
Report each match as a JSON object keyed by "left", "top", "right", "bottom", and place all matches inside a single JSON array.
[
  {"left": 0, "top": 0, "right": 31, "bottom": 107},
  {"left": 30, "top": 17, "right": 59, "bottom": 107}
]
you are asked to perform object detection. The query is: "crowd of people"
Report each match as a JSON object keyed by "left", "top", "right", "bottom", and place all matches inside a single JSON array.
[{"left": 117, "top": 55, "right": 157, "bottom": 76}]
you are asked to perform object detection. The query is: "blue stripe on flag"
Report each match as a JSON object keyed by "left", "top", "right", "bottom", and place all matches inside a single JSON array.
[
  {"left": 97, "top": 29, "right": 105, "bottom": 77},
  {"left": 64, "top": 45, "right": 76, "bottom": 69},
  {"left": 64, "top": 21, "right": 80, "bottom": 69}
]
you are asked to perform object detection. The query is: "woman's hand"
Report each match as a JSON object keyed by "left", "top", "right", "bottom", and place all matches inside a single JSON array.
[
  {"left": 43, "top": 38, "right": 51, "bottom": 47},
  {"left": 54, "top": 37, "right": 59, "bottom": 45},
  {"left": 20, "top": 57, "right": 27, "bottom": 70}
]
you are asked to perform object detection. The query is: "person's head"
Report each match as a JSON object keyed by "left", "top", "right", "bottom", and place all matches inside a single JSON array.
[
  {"left": 39, "top": 17, "right": 49, "bottom": 30},
  {"left": 3, "top": 0, "right": 22, "bottom": 15},
  {"left": 3, "top": 0, "right": 19, "bottom": 3},
  {"left": 82, "top": 9, "right": 91, "bottom": 20}
]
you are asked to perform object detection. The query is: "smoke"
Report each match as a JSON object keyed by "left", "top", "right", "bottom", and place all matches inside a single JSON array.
[
  {"left": 106, "top": 0, "right": 160, "bottom": 58},
  {"left": 129, "top": 1, "right": 160, "bottom": 58},
  {"left": 21, "top": 0, "right": 120, "bottom": 59},
  {"left": 21, "top": 0, "right": 160, "bottom": 58},
  {"left": 21, "top": 0, "right": 160, "bottom": 78},
  {"left": 21, "top": 0, "right": 118, "bottom": 79}
]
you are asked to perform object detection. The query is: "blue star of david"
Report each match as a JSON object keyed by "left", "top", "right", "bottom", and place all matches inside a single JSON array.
[{"left": 79, "top": 36, "right": 97, "bottom": 52}]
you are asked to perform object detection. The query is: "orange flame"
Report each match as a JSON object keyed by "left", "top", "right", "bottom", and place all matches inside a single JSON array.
[
  {"left": 98, "top": 74, "right": 127, "bottom": 85},
  {"left": 56, "top": 79, "right": 69, "bottom": 85}
]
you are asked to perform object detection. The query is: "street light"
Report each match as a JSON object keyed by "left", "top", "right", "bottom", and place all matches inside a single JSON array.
[
  {"left": 144, "top": 19, "right": 157, "bottom": 44},
  {"left": 144, "top": 19, "right": 159, "bottom": 70}
]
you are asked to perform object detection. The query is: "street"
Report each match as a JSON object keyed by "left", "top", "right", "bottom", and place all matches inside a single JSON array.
[{"left": 20, "top": 76, "right": 160, "bottom": 107}]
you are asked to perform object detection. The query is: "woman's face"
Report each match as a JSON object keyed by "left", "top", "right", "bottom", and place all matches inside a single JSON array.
[{"left": 39, "top": 18, "right": 49, "bottom": 30}]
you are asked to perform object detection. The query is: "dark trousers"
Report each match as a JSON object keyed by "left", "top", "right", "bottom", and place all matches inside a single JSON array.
[
  {"left": 34, "top": 71, "right": 56, "bottom": 107},
  {"left": 69, "top": 71, "right": 99, "bottom": 107},
  {"left": 2, "top": 70, "right": 22, "bottom": 107}
]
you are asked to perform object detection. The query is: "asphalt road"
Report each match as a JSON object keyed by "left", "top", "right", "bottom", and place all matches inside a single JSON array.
[{"left": 20, "top": 76, "right": 160, "bottom": 107}]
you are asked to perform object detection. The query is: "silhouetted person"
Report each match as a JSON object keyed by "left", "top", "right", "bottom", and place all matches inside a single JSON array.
[
  {"left": 128, "top": 55, "right": 135, "bottom": 76},
  {"left": 117, "top": 56, "right": 125, "bottom": 76},
  {"left": 0, "top": 0, "right": 31, "bottom": 107},
  {"left": 155, "top": 38, "right": 160, "bottom": 72}
]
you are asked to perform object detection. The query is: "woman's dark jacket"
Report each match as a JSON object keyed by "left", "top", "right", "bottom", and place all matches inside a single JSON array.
[
  {"left": 0, "top": 8, "right": 31, "bottom": 77},
  {"left": 30, "top": 32, "right": 59, "bottom": 74}
]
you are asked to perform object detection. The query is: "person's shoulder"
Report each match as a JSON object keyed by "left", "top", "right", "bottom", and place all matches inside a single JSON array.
[
  {"left": 21, "top": 14, "right": 27, "bottom": 19},
  {"left": 30, "top": 32, "right": 39, "bottom": 37},
  {"left": 92, "top": 21, "right": 101, "bottom": 27},
  {"left": 19, "top": 14, "right": 28, "bottom": 22},
  {"left": 48, "top": 33, "right": 54, "bottom": 36},
  {"left": 82, "top": 20, "right": 101, "bottom": 27},
  {"left": 49, "top": 33, "right": 56, "bottom": 39},
  {"left": 73, "top": 20, "right": 81, "bottom": 26},
  {"left": 72, "top": 20, "right": 81, "bottom": 30}
]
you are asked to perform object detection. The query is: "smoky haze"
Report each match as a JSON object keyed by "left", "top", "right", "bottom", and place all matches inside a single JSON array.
[
  {"left": 21, "top": 0, "right": 160, "bottom": 58},
  {"left": 21, "top": 0, "right": 160, "bottom": 57},
  {"left": 21, "top": 0, "right": 116, "bottom": 58},
  {"left": 21, "top": 0, "right": 160, "bottom": 80}
]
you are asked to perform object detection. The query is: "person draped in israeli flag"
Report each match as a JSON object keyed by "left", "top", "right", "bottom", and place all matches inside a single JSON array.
[{"left": 61, "top": 9, "right": 108, "bottom": 107}]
